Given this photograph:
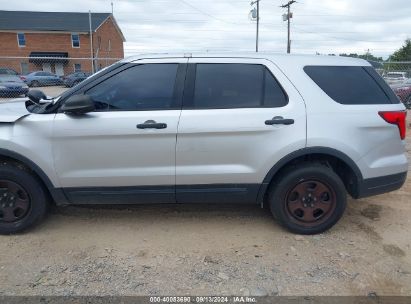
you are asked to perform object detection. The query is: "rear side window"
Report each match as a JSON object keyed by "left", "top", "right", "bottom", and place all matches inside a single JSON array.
[
  {"left": 304, "top": 66, "right": 399, "bottom": 104},
  {"left": 192, "top": 64, "right": 288, "bottom": 109}
]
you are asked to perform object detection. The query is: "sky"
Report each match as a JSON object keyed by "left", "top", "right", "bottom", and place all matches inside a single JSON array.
[{"left": 1, "top": 0, "right": 410, "bottom": 59}]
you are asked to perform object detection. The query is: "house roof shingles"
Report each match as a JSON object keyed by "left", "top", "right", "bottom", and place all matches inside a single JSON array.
[{"left": 0, "top": 10, "right": 111, "bottom": 32}]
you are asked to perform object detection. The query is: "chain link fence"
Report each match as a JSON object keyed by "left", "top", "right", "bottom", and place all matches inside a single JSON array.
[
  {"left": 1, "top": 56, "right": 411, "bottom": 107},
  {"left": 0, "top": 56, "right": 121, "bottom": 100},
  {"left": 378, "top": 62, "right": 411, "bottom": 108}
]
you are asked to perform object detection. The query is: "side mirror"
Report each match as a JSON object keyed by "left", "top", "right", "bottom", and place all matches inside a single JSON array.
[
  {"left": 27, "top": 89, "right": 47, "bottom": 104},
  {"left": 61, "top": 94, "right": 95, "bottom": 115}
]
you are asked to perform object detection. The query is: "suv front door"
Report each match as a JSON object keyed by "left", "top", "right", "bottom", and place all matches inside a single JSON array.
[
  {"left": 176, "top": 58, "right": 306, "bottom": 204},
  {"left": 52, "top": 59, "right": 187, "bottom": 204}
]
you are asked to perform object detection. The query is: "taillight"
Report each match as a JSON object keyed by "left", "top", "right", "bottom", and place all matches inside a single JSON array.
[
  {"left": 20, "top": 76, "right": 26, "bottom": 80},
  {"left": 379, "top": 111, "right": 407, "bottom": 140}
]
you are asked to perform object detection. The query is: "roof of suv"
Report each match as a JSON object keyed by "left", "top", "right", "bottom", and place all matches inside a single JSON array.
[{"left": 122, "top": 53, "right": 370, "bottom": 67}]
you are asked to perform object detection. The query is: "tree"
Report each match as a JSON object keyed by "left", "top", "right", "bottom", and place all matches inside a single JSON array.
[
  {"left": 340, "top": 52, "right": 383, "bottom": 62},
  {"left": 389, "top": 39, "right": 411, "bottom": 61}
]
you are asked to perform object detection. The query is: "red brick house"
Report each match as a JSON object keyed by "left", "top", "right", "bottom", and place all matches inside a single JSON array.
[{"left": 0, "top": 10, "right": 125, "bottom": 76}]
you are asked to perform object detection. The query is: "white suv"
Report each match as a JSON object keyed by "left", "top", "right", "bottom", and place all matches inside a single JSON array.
[{"left": 0, "top": 53, "right": 407, "bottom": 234}]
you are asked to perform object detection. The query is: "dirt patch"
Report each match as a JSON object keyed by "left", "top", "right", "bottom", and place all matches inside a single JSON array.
[
  {"left": 361, "top": 204, "right": 382, "bottom": 221},
  {"left": 383, "top": 244, "right": 406, "bottom": 257},
  {"left": 355, "top": 222, "right": 383, "bottom": 241}
]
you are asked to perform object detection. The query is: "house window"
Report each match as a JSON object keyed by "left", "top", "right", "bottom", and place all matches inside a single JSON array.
[
  {"left": 17, "top": 33, "right": 26, "bottom": 47},
  {"left": 71, "top": 33, "right": 80, "bottom": 48},
  {"left": 74, "top": 63, "right": 82, "bottom": 72},
  {"left": 20, "top": 62, "right": 29, "bottom": 75}
]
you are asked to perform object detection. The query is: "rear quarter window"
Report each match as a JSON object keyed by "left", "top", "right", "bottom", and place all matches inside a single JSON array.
[{"left": 304, "top": 66, "right": 399, "bottom": 105}]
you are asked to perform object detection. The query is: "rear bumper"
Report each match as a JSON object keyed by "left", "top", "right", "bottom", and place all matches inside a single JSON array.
[{"left": 356, "top": 172, "right": 407, "bottom": 198}]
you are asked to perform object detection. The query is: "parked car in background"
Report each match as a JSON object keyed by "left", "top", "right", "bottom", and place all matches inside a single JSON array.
[
  {"left": 0, "top": 74, "right": 29, "bottom": 97},
  {"left": 0, "top": 68, "right": 19, "bottom": 76},
  {"left": 391, "top": 79, "right": 411, "bottom": 109},
  {"left": 21, "top": 71, "right": 63, "bottom": 87},
  {"left": 62, "top": 71, "right": 91, "bottom": 87},
  {"left": 384, "top": 72, "right": 408, "bottom": 86},
  {"left": 0, "top": 67, "right": 26, "bottom": 81}
]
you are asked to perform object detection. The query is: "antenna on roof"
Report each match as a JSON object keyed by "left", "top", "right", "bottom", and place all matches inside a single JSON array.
[{"left": 111, "top": 1, "right": 114, "bottom": 14}]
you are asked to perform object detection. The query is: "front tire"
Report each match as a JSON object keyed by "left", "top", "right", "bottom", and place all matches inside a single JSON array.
[
  {"left": 268, "top": 163, "right": 347, "bottom": 235},
  {"left": 0, "top": 162, "right": 48, "bottom": 234}
]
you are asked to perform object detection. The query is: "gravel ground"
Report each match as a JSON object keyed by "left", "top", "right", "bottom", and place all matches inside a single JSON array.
[{"left": 0, "top": 113, "right": 410, "bottom": 297}]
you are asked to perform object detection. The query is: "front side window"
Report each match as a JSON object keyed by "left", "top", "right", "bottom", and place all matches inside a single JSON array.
[
  {"left": 86, "top": 64, "right": 178, "bottom": 111},
  {"left": 17, "top": 33, "right": 26, "bottom": 47},
  {"left": 191, "top": 64, "right": 288, "bottom": 109},
  {"left": 71, "top": 33, "right": 80, "bottom": 48}
]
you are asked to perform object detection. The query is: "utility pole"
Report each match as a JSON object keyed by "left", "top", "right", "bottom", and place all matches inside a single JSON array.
[
  {"left": 281, "top": 0, "right": 296, "bottom": 54},
  {"left": 89, "top": 10, "right": 94, "bottom": 73},
  {"left": 250, "top": 1, "right": 260, "bottom": 52},
  {"left": 365, "top": 48, "right": 370, "bottom": 60}
]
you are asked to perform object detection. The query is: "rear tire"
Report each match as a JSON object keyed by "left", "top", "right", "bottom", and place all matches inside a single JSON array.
[
  {"left": 268, "top": 163, "right": 347, "bottom": 235},
  {"left": 0, "top": 162, "right": 48, "bottom": 234}
]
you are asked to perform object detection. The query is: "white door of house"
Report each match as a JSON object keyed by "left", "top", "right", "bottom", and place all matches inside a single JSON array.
[
  {"left": 42, "top": 63, "right": 51, "bottom": 73},
  {"left": 55, "top": 63, "right": 64, "bottom": 76}
]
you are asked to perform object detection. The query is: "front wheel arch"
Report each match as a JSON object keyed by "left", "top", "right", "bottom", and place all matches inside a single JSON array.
[{"left": 0, "top": 149, "right": 69, "bottom": 206}]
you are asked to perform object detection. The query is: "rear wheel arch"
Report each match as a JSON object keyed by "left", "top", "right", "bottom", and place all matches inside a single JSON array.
[{"left": 258, "top": 147, "right": 363, "bottom": 206}]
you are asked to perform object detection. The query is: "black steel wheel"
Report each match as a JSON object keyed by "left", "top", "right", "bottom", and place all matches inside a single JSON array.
[
  {"left": 0, "top": 162, "right": 48, "bottom": 234},
  {"left": 0, "top": 180, "right": 31, "bottom": 223}
]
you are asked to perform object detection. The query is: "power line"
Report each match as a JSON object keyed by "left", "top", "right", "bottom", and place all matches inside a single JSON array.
[
  {"left": 177, "top": 0, "right": 246, "bottom": 25},
  {"left": 292, "top": 26, "right": 405, "bottom": 43}
]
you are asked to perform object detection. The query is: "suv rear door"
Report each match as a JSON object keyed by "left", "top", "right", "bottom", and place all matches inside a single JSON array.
[
  {"left": 52, "top": 58, "right": 187, "bottom": 204},
  {"left": 175, "top": 57, "right": 306, "bottom": 203}
]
